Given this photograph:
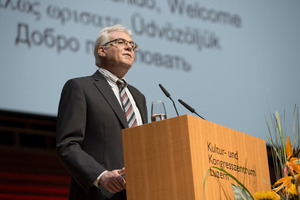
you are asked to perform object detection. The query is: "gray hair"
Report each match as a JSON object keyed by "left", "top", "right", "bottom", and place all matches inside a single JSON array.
[{"left": 94, "top": 24, "right": 133, "bottom": 67}]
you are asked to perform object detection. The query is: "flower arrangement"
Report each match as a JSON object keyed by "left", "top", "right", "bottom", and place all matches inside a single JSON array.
[
  {"left": 207, "top": 105, "right": 299, "bottom": 200},
  {"left": 254, "top": 135, "right": 300, "bottom": 200},
  {"left": 260, "top": 105, "right": 300, "bottom": 200}
]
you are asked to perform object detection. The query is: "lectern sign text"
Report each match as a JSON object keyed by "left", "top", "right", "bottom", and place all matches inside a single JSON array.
[{"left": 207, "top": 141, "right": 256, "bottom": 180}]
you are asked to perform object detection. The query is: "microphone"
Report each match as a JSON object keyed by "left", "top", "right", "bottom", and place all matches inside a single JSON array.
[
  {"left": 158, "top": 84, "right": 179, "bottom": 116},
  {"left": 178, "top": 99, "right": 205, "bottom": 120}
]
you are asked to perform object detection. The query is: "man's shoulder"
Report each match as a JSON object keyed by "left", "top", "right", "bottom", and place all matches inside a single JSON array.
[
  {"left": 61, "top": 72, "right": 100, "bottom": 90},
  {"left": 63, "top": 75, "right": 92, "bottom": 88},
  {"left": 65, "top": 71, "right": 102, "bottom": 84},
  {"left": 68, "top": 75, "right": 93, "bottom": 82}
]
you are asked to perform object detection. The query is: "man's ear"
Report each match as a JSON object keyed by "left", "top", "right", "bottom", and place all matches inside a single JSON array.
[{"left": 98, "top": 46, "right": 106, "bottom": 57}]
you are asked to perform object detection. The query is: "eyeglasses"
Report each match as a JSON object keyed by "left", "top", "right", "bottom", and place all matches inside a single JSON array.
[{"left": 102, "top": 38, "right": 138, "bottom": 51}]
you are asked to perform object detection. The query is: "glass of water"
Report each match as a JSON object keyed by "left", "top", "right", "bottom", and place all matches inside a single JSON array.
[{"left": 151, "top": 100, "right": 167, "bottom": 122}]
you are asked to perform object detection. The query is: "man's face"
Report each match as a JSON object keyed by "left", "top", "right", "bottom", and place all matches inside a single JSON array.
[{"left": 99, "top": 31, "right": 135, "bottom": 78}]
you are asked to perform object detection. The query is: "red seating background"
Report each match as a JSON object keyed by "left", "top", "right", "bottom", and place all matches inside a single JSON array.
[
  {"left": 0, "top": 110, "right": 70, "bottom": 200},
  {"left": 0, "top": 148, "right": 69, "bottom": 200}
]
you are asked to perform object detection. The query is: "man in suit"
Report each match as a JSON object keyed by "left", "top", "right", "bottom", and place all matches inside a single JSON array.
[{"left": 56, "top": 24, "right": 148, "bottom": 200}]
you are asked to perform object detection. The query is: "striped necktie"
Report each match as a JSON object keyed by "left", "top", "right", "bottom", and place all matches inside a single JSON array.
[{"left": 117, "top": 79, "right": 137, "bottom": 128}]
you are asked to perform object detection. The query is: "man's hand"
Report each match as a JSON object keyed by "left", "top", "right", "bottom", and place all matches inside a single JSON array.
[{"left": 99, "top": 168, "right": 126, "bottom": 193}]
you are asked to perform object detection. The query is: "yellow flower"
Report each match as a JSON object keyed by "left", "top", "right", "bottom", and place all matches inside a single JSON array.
[
  {"left": 254, "top": 191, "right": 280, "bottom": 200},
  {"left": 288, "top": 183, "right": 298, "bottom": 196}
]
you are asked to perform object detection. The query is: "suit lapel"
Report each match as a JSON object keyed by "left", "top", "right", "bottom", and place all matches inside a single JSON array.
[{"left": 92, "top": 71, "right": 128, "bottom": 129}]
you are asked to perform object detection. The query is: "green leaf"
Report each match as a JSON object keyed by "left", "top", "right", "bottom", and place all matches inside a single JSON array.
[
  {"left": 211, "top": 166, "right": 254, "bottom": 200},
  {"left": 232, "top": 184, "right": 253, "bottom": 200}
]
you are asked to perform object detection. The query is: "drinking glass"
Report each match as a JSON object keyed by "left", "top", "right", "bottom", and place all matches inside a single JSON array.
[{"left": 151, "top": 100, "right": 167, "bottom": 122}]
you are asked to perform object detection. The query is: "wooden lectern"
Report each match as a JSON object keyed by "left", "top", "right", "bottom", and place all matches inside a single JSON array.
[{"left": 122, "top": 115, "right": 270, "bottom": 199}]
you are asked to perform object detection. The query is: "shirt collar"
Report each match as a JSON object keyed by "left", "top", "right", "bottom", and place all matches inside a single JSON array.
[{"left": 98, "top": 68, "right": 125, "bottom": 85}]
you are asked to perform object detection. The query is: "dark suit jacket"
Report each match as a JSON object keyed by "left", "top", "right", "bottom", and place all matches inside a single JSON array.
[{"left": 56, "top": 70, "right": 148, "bottom": 200}]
